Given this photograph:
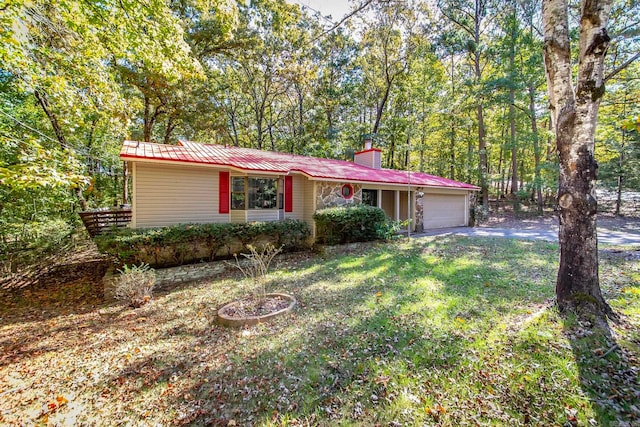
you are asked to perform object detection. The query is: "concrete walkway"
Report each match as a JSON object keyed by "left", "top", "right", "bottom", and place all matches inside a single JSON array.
[{"left": 415, "top": 226, "right": 640, "bottom": 246}]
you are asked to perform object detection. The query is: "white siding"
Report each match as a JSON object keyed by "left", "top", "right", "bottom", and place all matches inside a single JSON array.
[
  {"left": 303, "top": 180, "right": 315, "bottom": 224},
  {"left": 247, "top": 210, "right": 279, "bottom": 222},
  {"left": 230, "top": 210, "right": 246, "bottom": 223},
  {"left": 423, "top": 193, "right": 467, "bottom": 229},
  {"left": 285, "top": 175, "right": 306, "bottom": 221},
  {"left": 134, "top": 163, "right": 228, "bottom": 227}
]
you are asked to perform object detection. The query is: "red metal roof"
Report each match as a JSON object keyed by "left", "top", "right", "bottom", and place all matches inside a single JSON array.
[{"left": 120, "top": 140, "right": 479, "bottom": 190}]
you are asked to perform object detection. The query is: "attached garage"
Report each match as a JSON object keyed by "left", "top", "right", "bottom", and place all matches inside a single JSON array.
[{"left": 423, "top": 193, "right": 468, "bottom": 229}]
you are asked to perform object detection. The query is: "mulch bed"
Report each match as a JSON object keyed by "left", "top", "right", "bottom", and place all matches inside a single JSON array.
[{"left": 218, "top": 294, "right": 291, "bottom": 318}]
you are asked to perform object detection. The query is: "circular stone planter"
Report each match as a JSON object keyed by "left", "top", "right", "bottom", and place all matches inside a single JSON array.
[{"left": 217, "top": 293, "right": 297, "bottom": 327}]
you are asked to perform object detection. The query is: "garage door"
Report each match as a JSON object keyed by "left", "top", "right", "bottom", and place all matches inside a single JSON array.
[{"left": 423, "top": 194, "right": 467, "bottom": 229}]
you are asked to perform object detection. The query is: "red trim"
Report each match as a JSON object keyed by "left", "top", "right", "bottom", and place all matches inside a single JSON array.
[
  {"left": 219, "top": 171, "right": 229, "bottom": 214},
  {"left": 354, "top": 148, "right": 382, "bottom": 155},
  {"left": 285, "top": 176, "right": 293, "bottom": 212},
  {"left": 341, "top": 184, "right": 354, "bottom": 200}
]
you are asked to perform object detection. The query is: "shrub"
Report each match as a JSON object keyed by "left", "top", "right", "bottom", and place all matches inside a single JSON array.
[
  {"left": 472, "top": 204, "right": 489, "bottom": 225},
  {"left": 95, "top": 219, "right": 311, "bottom": 268},
  {"left": 313, "top": 205, "right": 388, "bottom": 245},
  {"left": 376, "top": 218, "right": 407, "bottom": 241},
  {"left": 228, "top": 243, "right": 282, "bottom": 300},
  {"left": 114, "top": 264, "right": 155, "bottom": 308}
]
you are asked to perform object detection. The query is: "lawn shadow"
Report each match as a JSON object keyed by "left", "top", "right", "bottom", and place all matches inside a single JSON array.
[
  {"left": 160, "top": 236, "right": 560, "bottom": 425},
  {"left": 561, "top": 315, "right": 640, "bottom": 425},
  {"left": 1, "top": 236, "right": 570, "bottom": 425}
]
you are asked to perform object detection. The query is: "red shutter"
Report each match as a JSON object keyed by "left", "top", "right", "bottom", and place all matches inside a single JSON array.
[
  {"left": 219, "top": 171, "right": 230, "bottom": 214},
  {"left": 285, "top": 176, "right": 293, "bottom": 213}
]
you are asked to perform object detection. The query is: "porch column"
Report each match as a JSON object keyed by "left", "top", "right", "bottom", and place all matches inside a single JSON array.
[
  {"left": 377, "top": 189, "right": 382, "bottom": 209},
  {"left": 395, "top": 190, "right": 400, "bottom": 221}
]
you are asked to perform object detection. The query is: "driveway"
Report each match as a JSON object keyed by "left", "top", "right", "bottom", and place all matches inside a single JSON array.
[{"left": 415, "top": 226, "right": 640, "bottom": 246}]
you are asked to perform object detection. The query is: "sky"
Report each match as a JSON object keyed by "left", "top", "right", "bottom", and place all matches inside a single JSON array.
[{"left": 289, "top": 0, "right": 354, "bottom": 22}]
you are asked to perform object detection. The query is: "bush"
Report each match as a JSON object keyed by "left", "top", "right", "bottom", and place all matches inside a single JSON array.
[
  {"left": 471, "top": 204, "right": 489, "bottom": 225},
  {"left": 313, "top": 205, "right": 388, "bottom": 245},
  {"left": 114, "top": 264, "right": 155, "bottom": 308},
  {"left": 228, "top": 243, "right": 282, "bottom": 300},
  {"left": 95, "top": 219, "right": 311, "bottom": 268}
]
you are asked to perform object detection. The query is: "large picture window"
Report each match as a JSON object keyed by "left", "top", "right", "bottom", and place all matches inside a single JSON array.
[
  {"left": 248, "top": 178, "right": 278, "bottom": 209},
  {"left": 231, "top": 176, "right": 278, "bottom": 210}
]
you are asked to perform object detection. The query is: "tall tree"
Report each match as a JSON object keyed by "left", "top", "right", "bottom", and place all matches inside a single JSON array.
[
  {"left": 359, "top": 2, "right": 414, "bottom": 140},
  {"left": 542, "top": 0, "right": 615, "bottom": 321},
  {"left": 438, "top": 0, "right": 494, "bottom": 209}
]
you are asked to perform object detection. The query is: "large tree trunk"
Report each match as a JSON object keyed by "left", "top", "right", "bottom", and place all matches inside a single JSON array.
[{"left": 542, "top": 0, "right": 615, "bottom": 321}]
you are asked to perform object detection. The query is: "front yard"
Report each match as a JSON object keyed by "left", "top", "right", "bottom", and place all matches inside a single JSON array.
[{"left": 1, "top": 236, "right": 639, "bottom": 426}]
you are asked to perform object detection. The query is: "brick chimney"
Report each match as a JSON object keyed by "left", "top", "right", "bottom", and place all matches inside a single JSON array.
[{"left": 354, "top": 135, "right": 382, "bottom": 169}]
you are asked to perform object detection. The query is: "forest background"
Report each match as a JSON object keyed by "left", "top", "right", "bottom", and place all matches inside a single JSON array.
[{"left": 1, "top": 0, "right": 639, "bottom": 261}]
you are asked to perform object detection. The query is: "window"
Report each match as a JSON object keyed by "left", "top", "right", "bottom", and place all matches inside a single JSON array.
[
  {"left": 362, "top": 189, "right": 378, "bottom": 207},
  {"left": 248, "top": 177, "right": 278, "bottom": 209},
  {"left": 231, "top": 177, "right": 245, "bottom": 210},
  {"left": 231, "top": 177, "right": 279, "bottom": 210},
  {"left": 341, "top": 184, "right": 354, "bottom": 200}
]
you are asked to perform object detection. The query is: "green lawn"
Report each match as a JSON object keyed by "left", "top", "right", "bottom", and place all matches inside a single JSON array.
[{"left": 1, "top": 236, "right": 638, "bottom": 426}]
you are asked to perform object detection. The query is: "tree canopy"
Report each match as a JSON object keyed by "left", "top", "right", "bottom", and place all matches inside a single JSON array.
[{"left": 1, "top": 0, "right": 638, "bottom": 244}]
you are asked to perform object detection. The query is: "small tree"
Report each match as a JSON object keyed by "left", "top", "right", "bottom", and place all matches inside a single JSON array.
[{"left": 229, "top": 244, "right": 282, "bottom": 300}]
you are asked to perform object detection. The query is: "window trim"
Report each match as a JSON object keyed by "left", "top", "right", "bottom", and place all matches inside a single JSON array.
[
  {"left": 341, "top": 183, "right": 354, "bottom": 200},
  {"left": 230, "top": 175, "right": 279, "bottom": 211},
  {"left": 230, "top": 176, "right": 246, "bottom": 210}
]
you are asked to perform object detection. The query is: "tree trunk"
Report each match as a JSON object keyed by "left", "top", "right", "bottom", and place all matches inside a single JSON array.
[
  {"left": 34, "top": 89, "right": 87, "bottom": 210},
  {"left": 542, "top": 0, "right": 615, "bottom": 321},
  {"left": 508, "top": 21, "right": 518, "bottom": 204},
  {"left": 373, "top": 78, "right": 392, "bottom": 135},
  {"left": 529, "top": 85, "right": 544, "bottom": 214},
  {"left": 449, "top": 53, "right": 456, "bottom": 181},
  {"left": 164, "top": 113, "right": 177, "bottom": 145},
  {"left": 475, "top": 55, "right": 489, "bottom": 209},
  {"left": 615, "top": 88, "right": 628, "bottom": 216},
  {"left": 122, "top": 161, "right": 129, "bottom": 206},
  {"left": 34, "top": 90, "right": 68, "bottom": 150},
  {"left": 509, "top": 93, "right": 518, "bottom": 196},
  {"left": 616, "top": 142, "right": 624, "bottom": 215},
  {"left": 143, "top": 95, "right": 152, "bottom": 142}
]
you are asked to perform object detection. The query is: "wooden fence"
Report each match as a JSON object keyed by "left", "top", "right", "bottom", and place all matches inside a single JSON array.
[{"left": 79, "top": 208, "right": 132, "bottom": 237}]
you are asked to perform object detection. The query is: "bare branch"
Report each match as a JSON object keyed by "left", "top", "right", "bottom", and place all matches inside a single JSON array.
[
  {"left": 604, "top": 51, "right": 640, "bottom": 83},
  {"left": 311, "top": 0, "right": 375, "bottom": 42}
]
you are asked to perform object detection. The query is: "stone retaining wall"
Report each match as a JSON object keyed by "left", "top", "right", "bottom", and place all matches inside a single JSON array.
[
  {"left": 102, "top": 260, "right": 229, "bottom": 300},
  {"left": 154, "top": 261, "right": 226, "bottom": 290}
]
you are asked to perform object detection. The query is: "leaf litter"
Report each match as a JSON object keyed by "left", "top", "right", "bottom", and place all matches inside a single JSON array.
[{"left": 0, "top": 237, "right": 638, "bottom": 426}]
